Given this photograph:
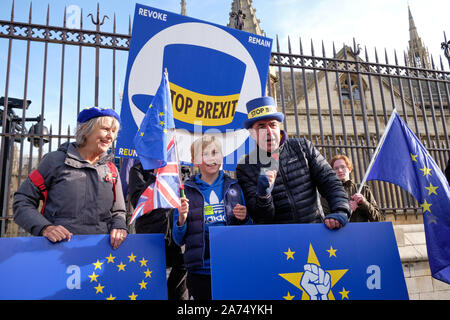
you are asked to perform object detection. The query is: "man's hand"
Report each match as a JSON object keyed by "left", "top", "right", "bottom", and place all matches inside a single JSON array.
[
  {"left": 324, "top": 218, "right": 342, "bottom": 230},
  {"left": 256, "top": 169, "right": 277, "bottom": 197},
  {"left": 324, "top": 212, "right": 348, "bottom": 229}
]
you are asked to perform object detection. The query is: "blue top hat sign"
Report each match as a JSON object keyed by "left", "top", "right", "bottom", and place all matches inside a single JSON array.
[{"left": 115, "top": 4, "right": 273, "bottom": 170}]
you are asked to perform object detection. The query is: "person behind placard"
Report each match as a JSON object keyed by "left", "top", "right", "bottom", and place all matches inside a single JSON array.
[
  {"left": 13, "top": 107, "right": 128, "bottom": 249},
  {"left": 128, "top": 160, "right": 188, "bottom": 300},
  {"left": 321, "top": 154, "right": 382, "bottom": 222},
  {"left": 236, "top": 96, "right": 350, "bottom": 229},
  {"left": 172, "top": 135, "right": 251, "bottom": 300}
]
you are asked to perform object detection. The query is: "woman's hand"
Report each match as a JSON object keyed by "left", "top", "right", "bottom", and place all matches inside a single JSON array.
[
  {"left": 110, "top": 228, "right": 127, "bottom": 250},
  {"left": 42, "top": 225, "right": 73, "bottom": 242},
  {"left": 350, "top": 193, "right": 366, "bottom": 211}
]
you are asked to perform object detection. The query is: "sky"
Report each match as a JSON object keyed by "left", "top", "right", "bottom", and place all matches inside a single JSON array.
[
  {"left": 0, "top": 0, "right": 449, "bottom": 155},
  {"left": 1, "top": 0, "right": 449, "bottom": 60}
]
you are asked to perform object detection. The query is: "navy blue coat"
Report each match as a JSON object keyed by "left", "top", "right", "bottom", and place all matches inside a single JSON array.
[{"left": 173, "top": 173, "right": 249, "bottom": 270}]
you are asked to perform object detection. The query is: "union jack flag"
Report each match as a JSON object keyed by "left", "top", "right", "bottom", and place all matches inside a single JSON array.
[{"left": 130, "top": 136, "right": 181, "bottom": 225}]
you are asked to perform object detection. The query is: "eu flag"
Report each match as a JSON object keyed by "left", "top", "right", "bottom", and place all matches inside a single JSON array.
[
  {"left": 0, "top": 234, "right": 167, "bottom": 300},
  {"left": 365, "top": 110, "right": 450, "bottom": 284},
  {"left": 129, "top": 137, "right": 182, "bottom": 225},
  {"left": 134, "top": 72, "right": 175, "bottom": 170}
]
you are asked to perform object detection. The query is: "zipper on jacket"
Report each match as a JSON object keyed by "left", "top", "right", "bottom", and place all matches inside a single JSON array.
[
  {"left": 185, "top": 181, "right": 207, "bottom": 268},
  {"left": 185, "top": 178, "right": 236, "bottom": 268}
]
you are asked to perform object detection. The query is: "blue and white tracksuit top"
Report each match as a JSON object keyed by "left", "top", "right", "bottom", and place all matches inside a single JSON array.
[{"left": 173, "top": 170, "right": 251, "bottom": 274}]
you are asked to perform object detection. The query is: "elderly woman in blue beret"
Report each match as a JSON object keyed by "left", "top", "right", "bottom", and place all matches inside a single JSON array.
[{"left": 14, "top": 107, "right": 127, "bottom": 249}]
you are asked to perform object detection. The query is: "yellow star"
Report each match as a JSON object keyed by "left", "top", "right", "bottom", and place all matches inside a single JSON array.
[
  {"left": 139, "top": 258, "right": 148, "bottom": 267},
  {"left": 410, "top": 153, "right": 418, "bottom": 162},
  {"left": 339, "top": 287, "right": 350, "bottom": 300},
  {"left": 327, "top": 245, "right": 337, "bottom": 258},
  {"left": 279, "top": 244, "right": 348, "bottom": 300},
  {"left": 284, "top": 248, "right": 295, "bottom": 260},
  {"left": 93, "top": 260, "right": 103, "bottom": 270},
  {"left": 159, "top": 112, "right": 164, "bottom": 117},
  {"left": 106, "top": 294, "right": 116, "bottom": 300},
  {"left": 148, "top": 104, "right": 152, "bottom": 109},
  {"left": 129, "top": 292, "right": 138, "bottom": 300},
  {"left": 94, "top": 283, "right": 104, "bottom": 294},
  {"left": 105, "top": 254, "right": 115, "bottom": 264},
  {"left": 117, "top": 262, "right": 126, "bottom": 272},
  {"left": 424, "top": 183, "right": 438, "bottom": 196},
  {"left": 128, "top": 253, "right": 136, "bottom": 262},
  {"left": 420, "top": 199, "right": 432, "bottom": 213},
  {"left": 419, "top": 166, "right": 432, "bottom": 176},
  {"left": 88, "top": 272, "right": 99, "bottom": 283},
  {"left": 283, "top": 292, "right": 295, "bottom": 300},
  {"left": 163, "top": 129, "right": 168, "bottom": 134},
  {"left": 144, "top": 269, "right": 152, "bottom": 278},
  {"left": 140, "top": 132, "right": 144, "bottom": 137},
  {"left": 159, "top": 120, "right": 165, "bottom": 126},
  {"left": 138, "top": 280, "right": 148, "bottom": 290}
]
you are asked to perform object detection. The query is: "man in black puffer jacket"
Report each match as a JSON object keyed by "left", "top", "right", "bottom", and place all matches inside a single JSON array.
[{"left": 236, "top": 96, "right": 350, "bottom": 229}]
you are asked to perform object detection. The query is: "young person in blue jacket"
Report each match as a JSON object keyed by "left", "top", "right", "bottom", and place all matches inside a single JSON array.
[{"left": 172, "top": 135, "right": 251, "bottom": 300}]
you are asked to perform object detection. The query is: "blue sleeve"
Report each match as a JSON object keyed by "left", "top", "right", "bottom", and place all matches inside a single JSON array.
[{"left": 172, "top": 208, "right": 187, "bottom": 246}]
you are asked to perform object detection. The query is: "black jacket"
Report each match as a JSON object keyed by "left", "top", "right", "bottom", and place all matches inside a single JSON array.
[
  {"left": 236, "top": 135, "right": 350, "bottom": 224},
  {"left": 128, "top": 162, "right": 175, "bottom": 247}
]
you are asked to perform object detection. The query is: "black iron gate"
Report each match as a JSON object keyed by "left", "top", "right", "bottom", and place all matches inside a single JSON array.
[{"left": 0, "top": 2, "right": 449, "bottom": 237}]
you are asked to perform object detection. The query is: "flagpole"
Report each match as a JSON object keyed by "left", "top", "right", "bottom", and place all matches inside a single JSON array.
[
  {"left": 164, "top": 69, "right": 185, "bottom": 198},
  {"left": 172, "top": 128, "right": 185, "bottom": 197},
  {"left": 357, "top": 108, "right": 398, "bottom": 194}
]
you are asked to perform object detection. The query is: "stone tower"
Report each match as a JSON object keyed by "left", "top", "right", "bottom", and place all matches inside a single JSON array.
[
  {"left": 180, "top": 0, "right": 186, "bottom": 16},
  {"left": 228, "top": 0, "right": 264, "bottom": 36},
  {"left": 227, "top": 0, "right": 278, "bottom": 97},
  {"left": 407, "top": 6, "right": 431, "bottom": 68}
]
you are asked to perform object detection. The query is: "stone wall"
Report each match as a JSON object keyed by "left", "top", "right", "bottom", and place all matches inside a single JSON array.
[{"left": 394, "top": 224, "right": 450, "bottom": 299}]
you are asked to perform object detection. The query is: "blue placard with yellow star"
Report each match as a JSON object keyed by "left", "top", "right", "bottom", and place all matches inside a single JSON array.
[
  {"left": 0, "top": 234, "right": 167, "bottom": 300},
  {"left": 209, "top": 222, "right": 409, "bottom": 300}
]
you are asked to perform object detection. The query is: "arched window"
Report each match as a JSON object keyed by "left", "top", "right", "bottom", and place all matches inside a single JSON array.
[{"left": 340, "top": 75, "right": 363, "bottom": 101}]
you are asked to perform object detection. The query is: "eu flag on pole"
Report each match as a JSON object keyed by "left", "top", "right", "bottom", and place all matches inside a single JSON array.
[
  {"left": 130, "top": 136, "right": 181, "bottom": 225},
  {"left": 365, "top": 110, "right": 450, "bottom": 284},
  {"left": 134, "top": 72, "right": 175, "bottom": 170}
]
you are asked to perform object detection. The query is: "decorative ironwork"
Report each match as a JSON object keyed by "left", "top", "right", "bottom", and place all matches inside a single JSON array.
[
  {"left": 441, "top": 31, "right": 450, "bottom": 66},
  {"left": 0, "top": 20, "right": 130, "bottom": 50},
  {"left": 270, "top": 52, "right": 449, "bottom": 82}
]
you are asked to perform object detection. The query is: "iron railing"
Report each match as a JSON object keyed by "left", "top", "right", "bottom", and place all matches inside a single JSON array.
[
  {"left": 269, "top": 37, "right": 449, "bottom": 219},
  {"left": 0, "top": 2, "right": 449, "bottom": 237}
]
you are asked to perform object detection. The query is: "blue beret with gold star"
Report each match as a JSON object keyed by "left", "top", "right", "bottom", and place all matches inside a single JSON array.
[{"left": 77, "top": 107, "right": 121, "bottom": 124}]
